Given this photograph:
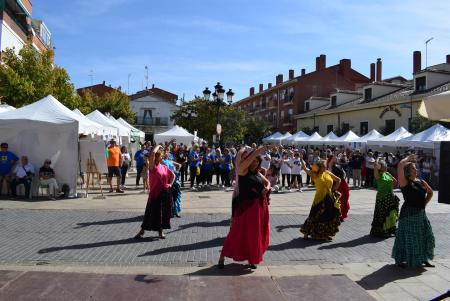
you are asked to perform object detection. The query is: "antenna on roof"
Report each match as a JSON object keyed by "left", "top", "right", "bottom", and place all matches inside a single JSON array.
[
  {"left": 89, "top": 69, "right": 94, "bottom": 85},
  {"left": 145, "top": 65, "right": 149, "bottom": 89},
  {"left": 425, "top": 37, "right": 434, "bottom": 69}
]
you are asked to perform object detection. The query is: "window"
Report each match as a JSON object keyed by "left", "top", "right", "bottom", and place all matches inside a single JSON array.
[
  {"left": 342, "top": 123, "right": 350, "bottom": 133},
  {"left": 280, "top": 111, "right": 284, "bottom": 119},
  {"left": 415, "top": 76, "right": 426, "bottom": 91},
  {"left": 360, "top": 122, "right": 368, "bottom": 135},
  {"left": 143, "top": 109, "right": 152, "bottom": 119},
  {"left": 364, "top": 88, "right": 372, "bottom": 101},
  {"left": 280, "top": 90, "right": 285, "bottom": 101},
  {"left": 327, "top": 125, "right": 334, "bottom": 133},
  {"left": 288, "top": 87, "right": 294, "bottom": 102},
  {"left": 331, "top": 96, "right": 337, "bottom": 107},
  {"left": 287, "top": 108, "right": 293, "bottom": 122},
  {"left": 313, "top": 126, "right": 319, "bottom": 132},
  {"left": 273, "top": 93, "right": 278, "bottom": 101},
  {"left": 385, "top": 119, "right": 395, "bottom": 134},
  {"left": 305, "top": 102, "right": 310, "bottom": 111}
]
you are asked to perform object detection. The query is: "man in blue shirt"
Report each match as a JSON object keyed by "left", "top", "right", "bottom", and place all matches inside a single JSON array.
[
  {"left": 189, "top": 144, "right": 201, "bottom": 190},
  {"left": 0, "top": 142, "right": 19, "bottom": 196},
  {"left": 134, "top": 144, "right": 148, "bottom": 187},
  {"left": 221, "top": 148, "right": 233, "bottom": 187}
]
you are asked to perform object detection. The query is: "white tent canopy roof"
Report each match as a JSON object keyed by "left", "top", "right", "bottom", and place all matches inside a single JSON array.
[
  {"left": 0, "top": 104, "right": 16, "bottom": 113},
  {"left": 86, "top": 110, "right": 130, "bottom": 137},
  {"left": 0, "top": 95, "right": 103, "bottom": 135},
  {"left": 107, "top": 115, "right": 133, "bottom": 138},
  {"left": 331, "top": 130, "right": 360, "bottom": 145},
  {"left": 350, "top": 129, "right": 384, "bottom": 144},
  {"left": 311, "top": 131, "right": 338, "bottom": 145},
  {"left": 367, "top": 126, "right": 412, "bottom": 146},
  {"left": 296, "top": 132, "right": 323, "bottom": 145},
  {"left": 262, "top": 131, "right": 282, "bottom": 143},
  {"left": 418, "top": 90, "right": 450, "bottom": 122},
  {"left": 397, "top": 124, "right": 450, "bottom": 149},
  {"left": 283, "top": 131, "right": 309, "bottom": 144},
  {"left": 117, "top": 118, "right": 145, "bottom": 139},
  {"left": 154, "top": 125, "right": 194, "bottom": 145},
  {"left": 272, "top": 132, "right": 291, "bottom": 144}
]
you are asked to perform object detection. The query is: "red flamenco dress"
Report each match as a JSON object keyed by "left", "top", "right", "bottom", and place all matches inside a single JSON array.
[
  {"left": 220, "top": 171, "right": 270, "bottom": 265},
  {"left": 332, "top": 165, "right": 350, "bottom": 221}
]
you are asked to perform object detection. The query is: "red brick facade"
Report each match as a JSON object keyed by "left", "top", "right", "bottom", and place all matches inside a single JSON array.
[
  {"left": 77, "top": 82, "right": 121, "bottom": 98},
  {"left": 234, "top": 55, "right": 370, "bottom": 132}
]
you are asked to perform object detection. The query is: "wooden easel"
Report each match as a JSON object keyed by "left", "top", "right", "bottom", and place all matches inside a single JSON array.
[{"left": 85, "top": 152, "right": 104, "bottom": 198}]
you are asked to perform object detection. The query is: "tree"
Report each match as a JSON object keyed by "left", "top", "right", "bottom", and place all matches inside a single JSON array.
[
  {"left": 0, "top": 45, "right": 79, "bottom": 109},
  {"left": 171, "top": 97, "right": 246, "bottom": 144},
  {"left": 243, "top": 118, "right": 271, "bottom": 144},
  {"left": 410, "top": 115, "right": 436, "bottom": 133}
]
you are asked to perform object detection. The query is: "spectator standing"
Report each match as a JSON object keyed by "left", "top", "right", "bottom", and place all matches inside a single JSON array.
[
  {"left": 11, "top": 156, "right": 35, "bottom": 199},
  {"left": 350, "top": 149, "right": 363, "bottom": 187},
  {"left": 107, "top": 140, "right": 123, "bottom": 193},
  {"left": 0, "top": 142, "right": 18, "bottom": 196},
  {"left": 134, "top": 144, "right": 147, "bottom": 187},
  {"left": 365, "top": 152, "right": 375, "bottom": 188},
  {"left": 189, "top": 144, "right": 201, "bottom": 190},
  {"left": 120, "top": 146, "right": 131, "bottom": 189}
]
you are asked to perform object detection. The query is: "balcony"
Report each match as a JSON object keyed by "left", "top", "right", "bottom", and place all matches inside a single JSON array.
[
  {"left": 136, "top": 116, "right": 169, "bottom": 126},
  {"left": 282, "top": 116, "right": 293, "bottom": 126}
]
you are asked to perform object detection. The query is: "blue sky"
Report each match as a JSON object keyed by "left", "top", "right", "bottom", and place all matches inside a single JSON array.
[{"left": 33, "top": 0, "right": 450, "bottom": 102}]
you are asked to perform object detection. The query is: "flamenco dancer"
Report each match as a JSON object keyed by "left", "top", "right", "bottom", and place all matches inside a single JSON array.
[
  {"left": 328, "top": 155, "right": 350, "bottom": 221},
  {"left": 370, "top": 159, "right": 399, "bottom": 238},
  {"left": 218, "top": 146, "right": 271, "bottom": 269},
  {"left": 134, "top": 145, "right": 175, "bottom": 239},
  {"left": 392, "top": 154, "right": 435, "bottom": 268},
  {"left": 300, "top": 159, "right": 341, "bottom": 241}
]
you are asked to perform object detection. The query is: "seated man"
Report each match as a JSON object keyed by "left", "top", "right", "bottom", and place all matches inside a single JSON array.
[
  {"left": 0, "top": 142, "right": 19, "bottom": 196},
  {"left": 39, "top": 159, "right": 59, "bottom": 199},
  {"left": 11, "top": 156, "right": 35, "bottom": 199}
]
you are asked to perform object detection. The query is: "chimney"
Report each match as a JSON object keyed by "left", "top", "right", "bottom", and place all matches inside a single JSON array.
[
  {"left": 276, "top": 74, "right": 283, "bottom": 85},
  {"left": 370, "top": 63, "right": 375, "bottom": 82},
  {"left": 320, "top": 54, "right": 326, "bottom": 69},
  {"left": 446, "top": 54, "right": 450, "bottom": 64},
  {"left": 376, "top": 58, "right": 382, "bottom": 82},
  {"left": 259, "top": 83, "right": 264, "bottom": 92},
  {"left": 413, "top": 51, "right": 421, "bottom": 74},
  {"left": 278, "top": 74, "right": 283, "bottom": 84},
  {"left": 315, "top": 57, "right": 320, "bottom": 71},
  {"left": 152, "top": 84, "right": 155, "bottom": 89},
  {"left": 301, "top": 69, "right": 306, "bottom": 76},
  {"left": 102, "top": 80, "right": 105, "bottom": 85},
  {"left": 250, "top": 87, "right": 255, "bottom": 96},
  {"left": 289, "top": 69, "right": 294, "bottom": 80},
  {"left": 268, "top": 83, "right": 272, "bottom": 89}
]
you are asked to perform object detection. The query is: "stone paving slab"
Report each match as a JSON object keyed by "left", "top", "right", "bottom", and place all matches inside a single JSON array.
[
  {"left": 0, "top": 210, "right": 449, "bottom": 266},
  {"left": 0, "top": 270, "right": 374, "bottom": 301}
]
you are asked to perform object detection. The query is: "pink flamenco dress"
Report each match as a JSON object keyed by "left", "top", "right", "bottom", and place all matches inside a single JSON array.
[
  {"left": 220, "top": 171, "right": 270, "bottom": 265},
  {"left": 141, "top": 163, "right": 173, "bottom": 231}
]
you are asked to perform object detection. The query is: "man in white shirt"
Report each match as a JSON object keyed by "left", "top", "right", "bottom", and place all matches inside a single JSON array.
[
  {"left": 290, "top": 152, "right": 303, "bottom": 192},
  {"left": 11, "top": 156, "right": 35, "bottom": 199},
  {"left": 261, "top": 154, "right": 271, "bottom": 171}
]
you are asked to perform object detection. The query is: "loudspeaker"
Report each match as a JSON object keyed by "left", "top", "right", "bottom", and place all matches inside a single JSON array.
[{"left": 438, "top": 141, "right": 450, "bottom": 204}]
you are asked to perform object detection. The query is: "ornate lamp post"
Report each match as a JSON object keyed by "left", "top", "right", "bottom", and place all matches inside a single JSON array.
[{"left": 203, "top": 82, "right": 234, "bottom": 145}]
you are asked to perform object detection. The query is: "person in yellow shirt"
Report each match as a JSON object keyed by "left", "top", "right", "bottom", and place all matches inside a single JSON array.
[{"left": 107, "top": 139, "right": 123, "bottom": 193}]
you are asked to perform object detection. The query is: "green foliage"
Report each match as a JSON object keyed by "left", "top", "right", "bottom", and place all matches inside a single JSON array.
[
  {"left": 0, "top": 45, "right": 79, "bottom": 108},
  {"left": 172, "top": 97, "right": 246, "bottom": 144},
  {"left": 410, "top": 115, "right": 436, "bottom": 134},
  {"left": 301, "top": 127, "right": 314, "bottom": 135},
  {"left": 243, "top": 118, "right": 271, "bottom": 144},
  {"left": 78, "top": 90, "right": 135, "bottom": 123}
]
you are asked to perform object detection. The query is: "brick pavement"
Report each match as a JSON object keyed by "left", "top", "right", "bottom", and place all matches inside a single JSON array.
[{"left": 0, "top": 209, "right": 449, "bottom": 266}]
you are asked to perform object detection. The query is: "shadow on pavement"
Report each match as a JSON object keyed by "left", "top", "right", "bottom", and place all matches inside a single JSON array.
[
  {"left": 138, "top": 237, "right": 224, "bottom": 257},
  {"left": 187, "top": 263, "right": 254, "bottom": 276},
  {"left": 167, "top": 219, "right": 230, "bottom": 234},
  {"left": 268, "top": 237, "right": 326, "bottom": 251},
  {"left": 38, "top": 237, "right": 158, "bottom": 254},
  {"left": 318, "top": 234, "right": 385, "bottom": 250},
  {"left": 74, "top": 215, "right": 143, "bottom": 228},
  {"left": 134, "top": 274, "right": 163, "bottom": 284},
  {"left": 275, "top": 224, "right": 301, "bottom": 233},
  {"left": 356, "top": 264, "right": 426, "bottom": 290}
]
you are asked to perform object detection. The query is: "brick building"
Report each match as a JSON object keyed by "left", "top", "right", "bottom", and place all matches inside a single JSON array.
[
  {"left": 77, "top": 81, "right": 122, "bottom": 98},
  {"left": 0, "top": 0, "right": 52, "bottom": 58},
  {"left": 234, "top": 55, "right": 370, "bottom": 133}
]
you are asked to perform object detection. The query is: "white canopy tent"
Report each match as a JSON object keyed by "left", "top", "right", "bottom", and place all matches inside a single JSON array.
[
  {"left": 273, "top": 132, "right": 292, "bottom": 144},
  {"left": 310, "top": 131, "right": 338, "bottom": 145},
  {"left": 282, "top": 131, "right": 309, "bottom": 145},
  {"left": 86, "top": 110, "right": 130, "bottom": 142},
  {"left": 262, "top": 132, "right": 282, "bottom": 143},
  {"left": 117, "top": 118, "right": 145, "bottom": 141},
  {"left": 0, "top": 95, "right": 79, "bottom": 195},
  {"left": 367, "top": 127, "right": 412, "bottom": 147},
  {"left": 73, "top": 109, "right": 116, "bottom": 137},
  {"left": 418, "top": 90, "right": 450, "bottom": 122},
  {"left": 296, "top": 132, "right": 323, "bottom": 145},
  {"left": 397, "top": 124, "right": 450, "bottom": 149},
  {"left": 154, "top": 125, "right": 195, "bottom": 145},
  {"left": 332, "top": 131, "right": 360, "bottom": 145},
  {"left": 350, "top": 129, "right": 384, "bottom": 144},
  {"left": 0, "top": 104, "right": 16, "bottom": 113}
]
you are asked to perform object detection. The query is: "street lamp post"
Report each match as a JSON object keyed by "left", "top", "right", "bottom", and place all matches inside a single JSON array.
[
  {"left": 203, "top": 83, "right": 234, "bottom": 146},
  {"left": 181, "top": 104, "right": 198, "bottom": 133}
]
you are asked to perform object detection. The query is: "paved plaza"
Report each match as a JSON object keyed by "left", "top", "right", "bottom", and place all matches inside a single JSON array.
[{"left": 0, "top": 179, "right": 449, "bottom": 300}]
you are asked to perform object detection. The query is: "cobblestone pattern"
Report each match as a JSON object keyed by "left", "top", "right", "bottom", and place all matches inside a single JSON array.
[{"left": 0, "top": 209, "right": 448, "bottom": 266}]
